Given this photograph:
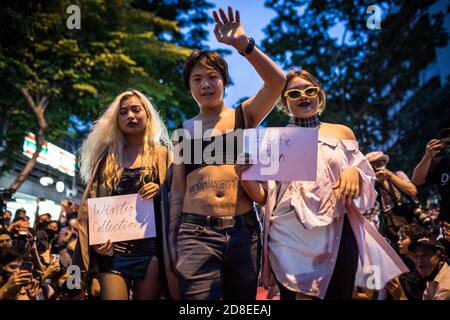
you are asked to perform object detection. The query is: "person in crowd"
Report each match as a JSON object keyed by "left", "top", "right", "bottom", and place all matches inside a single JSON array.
[
  {"left": 13, "top": 208, "right": 27, "bottom": 222},
  {"left": 60, "top": 199, "right": 78, "bottom": 221},
  {"left": 385, "top": 224, "right": 431, "bottom": 300},
  {"left": 412, "top": 128, "right": 450, "bottom": 257},
  {"left": 0, "top": 210, "right": 12, "bottom": 228},
  {"left": 169, "top": 6, "right": 285, "bottom": 300},
  {"left": 365, "top": 151, "right": 422, "bottom": 248},
  {"left": 73, "top": 89, "right": 176, "bottom": 300},
  {"left": 7, "top": 219, "right": 33, "bottom": 257},
  {"left": 53, "top": 218, "right": 77, "bottom": 268},
  {"left": 0, "top": 229, "right": 12, "bottom": 249},
  {"left": 35, "top": 221, "right": 50, "bottom": 255},
  {"left": 408, "top": 237, "right": 450, "bottom": 300},
  {"left": 0, "top": 247, "right": 39, "bottom": 300},
  {"left": 35, "top": 220, "right": 59, "bottom": 264},
  {"left": 39, "top": 213, "right": 51, "bottom": 224},
  {"left": 258, "top": 68, "right": 408, "bottom": 300}
]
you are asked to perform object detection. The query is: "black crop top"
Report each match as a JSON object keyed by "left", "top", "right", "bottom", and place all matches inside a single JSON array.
[
  {"left": 110, "top": 167, "right": 162, "bottom": 255},
  {"left": 175, "top": 104, "right": 246, "bottom": 176}
]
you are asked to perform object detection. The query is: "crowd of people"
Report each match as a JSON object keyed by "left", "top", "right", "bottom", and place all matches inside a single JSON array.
[
  {"left": 0, "top": 199, "right": 94, "bottom": 300},
  {"left": 1, "top": 6, "right": 449, "bottom": 300}
]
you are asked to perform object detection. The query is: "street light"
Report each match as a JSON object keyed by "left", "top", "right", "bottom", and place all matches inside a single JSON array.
[
  {"left": 56, "top": 181, "right": 65, "bottom": 193},
  {"left": 39, "top": 176, "right": 54, "bottom": 187}
]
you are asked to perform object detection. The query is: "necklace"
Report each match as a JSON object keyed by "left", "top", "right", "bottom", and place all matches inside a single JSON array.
[{"left": 293, "top": 114, "right": 321, "bottom": 128}]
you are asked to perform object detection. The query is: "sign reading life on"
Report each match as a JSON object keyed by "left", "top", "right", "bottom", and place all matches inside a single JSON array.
[
  {"left": 241, "top": 127, "right": 318, "bottom": 181},
  {"left": 87, "top": 193, "right": 156, "bottom": 245},
  {"left": 22, "top": 132, "right": 76, "bottom": 176}
]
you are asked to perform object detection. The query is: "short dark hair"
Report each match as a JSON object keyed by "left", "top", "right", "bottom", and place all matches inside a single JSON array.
[
  {"left": 399, "top": 223, "right": 431, "bottom": 242},
  {"left": 0, "top": 247, "right": 22, "bottom": 266},
  {"left": 183, "top": 50, "right": 229, "bottom": 90},
  {"left": 36, "top": 221, "right": 49, "bottom": 231},
  {"left": 12, "top": 216, "right": 26, "bottom": 223},
  {"left": 15, "top": 208, "right": 26, "bottom": 215},
  {"left": 49, "top": 220, "right": 60, "bottom": 230}
]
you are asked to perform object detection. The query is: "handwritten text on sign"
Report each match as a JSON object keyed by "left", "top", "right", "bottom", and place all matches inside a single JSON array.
[
  {"left": 88, "top": 193, "right": 156, "bottom": 245},
  {"left": 241, "top": 127, "right": 318, "bottom": 181}
]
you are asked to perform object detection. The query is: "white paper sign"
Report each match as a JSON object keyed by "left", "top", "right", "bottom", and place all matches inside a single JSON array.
[
  {"left": 241, "top": 127, "right": 318, "bottom": 181},
  {"left": 87, "top": 193, "right": 156, "bottom": 245}
]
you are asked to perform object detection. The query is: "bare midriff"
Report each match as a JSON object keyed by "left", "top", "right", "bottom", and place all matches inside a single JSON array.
[{"left": 182, "top": 164, "right": 253, "bottom": 216}]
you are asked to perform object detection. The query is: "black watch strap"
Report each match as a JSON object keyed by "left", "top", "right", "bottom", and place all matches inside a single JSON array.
[{"left": 238, "top": 37, "right": 255, "bottom": 56}]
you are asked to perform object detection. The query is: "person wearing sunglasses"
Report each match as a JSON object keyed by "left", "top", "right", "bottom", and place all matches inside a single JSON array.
[{"left": 260, "top": 68, "right": 408, "bottom": 300}]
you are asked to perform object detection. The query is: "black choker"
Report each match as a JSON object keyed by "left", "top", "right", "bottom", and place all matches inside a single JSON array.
[{"left": 293, "top": 115, "right": 321, "bottom": 128}]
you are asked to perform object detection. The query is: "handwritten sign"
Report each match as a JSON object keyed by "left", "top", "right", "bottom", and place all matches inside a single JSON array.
[
  {"left": 241, "top": 127, "right": 318, "bottom": 181},
  {"left": 87, "top": 193, "right": 156, "bottom": 245}
]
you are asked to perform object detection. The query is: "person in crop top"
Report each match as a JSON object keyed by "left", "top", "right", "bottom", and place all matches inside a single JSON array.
[{"left": 169, "top": 6, "right": 285, "bottom": 300}]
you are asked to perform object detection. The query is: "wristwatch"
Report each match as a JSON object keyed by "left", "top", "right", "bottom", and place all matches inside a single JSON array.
[{"left": 238, "top": 37, "right": 255, "bottom": 56}]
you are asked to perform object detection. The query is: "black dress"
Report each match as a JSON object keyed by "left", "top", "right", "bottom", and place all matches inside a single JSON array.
[{"left": 97, "top": 167, "right": 163, "bottom": 279}]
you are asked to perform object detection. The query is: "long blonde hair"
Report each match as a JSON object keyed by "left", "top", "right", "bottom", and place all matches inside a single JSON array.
[{"left": 79, "top": 90, "right": 172, "bottom": 193}]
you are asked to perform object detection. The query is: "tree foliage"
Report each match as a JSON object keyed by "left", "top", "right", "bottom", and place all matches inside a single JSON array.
[
  {"left": 0, "top": 0, "right": 212, "bottom": 188},
  {"left": 262, "top": 0, "right": 449, "bottom": 174}
]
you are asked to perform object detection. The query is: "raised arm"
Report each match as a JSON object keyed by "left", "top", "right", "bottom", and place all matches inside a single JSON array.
[
  {"left": 33, "top": 198, "right": 40, "bottom": 230},
  {"left": 411, "top": 139, "right": 442, "bottom": 186},
  {"left": 212, "top": 7, "right": 285, "bottom": 128},
  {"left": 388, "top": 171, "right": 417, "bottom": 198}
]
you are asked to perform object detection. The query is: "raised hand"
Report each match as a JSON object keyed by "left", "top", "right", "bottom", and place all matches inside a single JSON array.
[
  {"left": 26, "top": 279, "right": 41, "bottom": 300},
  {"left": 375, "top": 168, "right": 392, "bottom": 182},
  {"left": 385, "top": 277, "right": 407, "bottom": 300},
  {"left": 43, "top": 263, "right": 61, "bottom": 280},
  {"left": 425, "top": 139, "right": 443, "bottom": 159},
  {"left": 444, "top": 222, "right": 450, "bottom": 242},
  {"left": 213, "top": 7, "right": 249, "bottom": 52},
  {"left": 4, "top": 270, "right": 32, "bottom": 291}
]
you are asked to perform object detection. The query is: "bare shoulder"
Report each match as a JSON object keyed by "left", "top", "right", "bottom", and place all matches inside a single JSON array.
[{"left": 320, "top": 123, "right": 356, "bottom": 141}]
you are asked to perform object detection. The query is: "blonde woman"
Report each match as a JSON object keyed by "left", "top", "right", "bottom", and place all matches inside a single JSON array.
[
  {"left": 259, "top": 69, "right": 409, "bottom": 300},
  {"left": 73, "top": 90, "right": 178, "bottom": 300}
]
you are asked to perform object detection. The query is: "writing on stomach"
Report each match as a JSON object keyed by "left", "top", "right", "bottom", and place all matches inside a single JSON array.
[{"left": 183, "top": 165, "right": 253, "bottom": 216}]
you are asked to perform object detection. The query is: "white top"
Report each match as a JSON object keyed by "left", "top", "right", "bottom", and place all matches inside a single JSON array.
[{"left": 261, "top": 131, "right": 409, "bottom": 299}]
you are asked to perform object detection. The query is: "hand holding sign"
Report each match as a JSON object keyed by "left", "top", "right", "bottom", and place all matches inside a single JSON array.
[
  {"left": 234, "top": 153, "right": 253, "bottom": 178},
  {"left": 88, "top": 193, "right": 156, "bottom": 245},
  {"left": 138, "top": 182, "right": 160, "bottom": 199},
  {"left": 93, "top": 239, "right": 114, "bottom": 256},
  {"left": 241, "top": 127, "right": 318, "bottom": 181}
]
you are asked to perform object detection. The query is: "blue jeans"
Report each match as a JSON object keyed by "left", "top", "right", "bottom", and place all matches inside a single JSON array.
[{"left": 175, "top": 215, "right": 261, "bottom": 300}]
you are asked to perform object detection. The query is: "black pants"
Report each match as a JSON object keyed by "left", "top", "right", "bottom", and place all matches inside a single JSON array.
[
  {"left": 277, "top": 214, "right": 359, "bottom": 300},
  {"left": 175, "top": 214, "right": 261, "bottom": 300}
]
